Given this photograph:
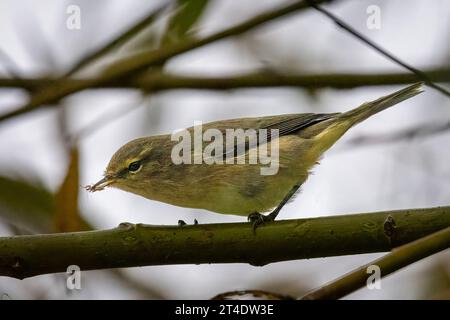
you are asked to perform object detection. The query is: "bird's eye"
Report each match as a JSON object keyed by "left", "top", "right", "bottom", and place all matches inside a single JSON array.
[{"left": 128, "top": 161, "right": 142, "bottom": 173}]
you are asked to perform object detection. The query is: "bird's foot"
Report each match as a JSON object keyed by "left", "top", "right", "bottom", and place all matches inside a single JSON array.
[
  {"left": 178, "top": 219, "right": 199, "bottom": 227},
  {"left": 247, "top": 212, "right": 275, "bottom": 233}
]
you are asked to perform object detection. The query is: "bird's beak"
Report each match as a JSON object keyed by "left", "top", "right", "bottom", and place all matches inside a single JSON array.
[{"left": 85, "top": 175, "right": 116, "bottom": 192}]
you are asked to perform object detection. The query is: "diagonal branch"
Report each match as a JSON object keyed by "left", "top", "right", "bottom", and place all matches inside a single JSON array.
[
  {"left": 0, "top": 0, "right": 337, "bottom": 123},
  {"left": 300, "top": 226, "right": 450, "bottom": 300},
  {"left": 307, "top": 0, "right": 450, "bottom": 97},
  {"left": 0, "top": 206, "right": 448, "bottom": 279},
  {"left": 64, "top": 4, "right": 169, "bottom": 77}
]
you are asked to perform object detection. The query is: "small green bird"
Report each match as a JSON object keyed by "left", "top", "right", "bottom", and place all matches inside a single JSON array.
[{"left": 87, "top": 83, "right": 423, "bottom": 227}]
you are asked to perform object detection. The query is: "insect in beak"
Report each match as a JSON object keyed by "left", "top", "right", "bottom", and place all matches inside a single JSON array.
[{"left": 85, "top": 175, "right": 116, "bottom": 192}]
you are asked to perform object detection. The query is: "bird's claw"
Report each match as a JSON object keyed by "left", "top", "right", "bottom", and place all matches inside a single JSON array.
[
  {"left": 247, "top": 212, "right": 274, "bottom": 233},
  {"left": 178, "top": 219, "right": 199, "bottom": 227}
]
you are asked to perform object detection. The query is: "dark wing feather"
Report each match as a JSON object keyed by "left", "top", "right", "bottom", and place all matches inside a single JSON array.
[
  {"left": 264, "top": 113, "right": 338, "bottom": 138},
  {"left": 218, "top": 113, "right": 338, "bottom": 160}
]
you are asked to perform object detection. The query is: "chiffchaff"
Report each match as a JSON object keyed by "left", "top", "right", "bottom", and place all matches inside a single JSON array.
[{"left": 87, "top": 83, "right": 423, "bottom": 226}]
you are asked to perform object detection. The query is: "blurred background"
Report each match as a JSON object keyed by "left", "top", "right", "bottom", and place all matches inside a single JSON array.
[{"left": 0, "top": 0, "right": 449, "bottom": 299}]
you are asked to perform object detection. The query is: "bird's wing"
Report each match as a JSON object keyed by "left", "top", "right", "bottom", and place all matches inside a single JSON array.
[
  {"left": 201, "top": 113, "right": 337, "bottom": 137},
  {"left": 196, "top": 113, "right": 338, "bottom": 160},
  {"left": 262, "top": 113, "right": 338, "bottom": 137}
]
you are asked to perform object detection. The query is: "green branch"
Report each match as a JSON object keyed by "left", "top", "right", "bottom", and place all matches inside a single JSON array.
[
  {"left": 0, "top": 0, "right": 336, "bottom": 123},
  {"left": 0, "top": 68, "right": 449, "bottom": 92},
  {"left": 300, "top": 226, "right": 450, "bottom": 300},
  {"left": 0, "top": 206, "right": 449, "bottom": 279}
]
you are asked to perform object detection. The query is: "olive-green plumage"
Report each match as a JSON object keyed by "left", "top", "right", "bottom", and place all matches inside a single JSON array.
[{"left": 88, "top": 83, "right": 423, "bottom": 216}]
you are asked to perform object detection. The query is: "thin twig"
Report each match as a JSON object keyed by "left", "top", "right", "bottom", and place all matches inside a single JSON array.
[
  {"left": 307, "top": 0, "right": 450, "bottom": 98},
  {"left": 69, "top": 97, "right": 147, "bottom": 142},
  {"left": 64, "top": 4, "right": 169, "bottom": 77},
  {"left": 300, "top": 226, "right": 450, "bottom": 300},
  {"left": 344, "top": 120, "right": 450, "bottom": 149},
  {"left": 0, "top": 47, "right": 22, "bottom": 78}
]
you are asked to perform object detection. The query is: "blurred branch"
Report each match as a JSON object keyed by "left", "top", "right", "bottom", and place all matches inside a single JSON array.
[
  {"left": 0, "top": 48, "right": 21, "bottom": 78},
  {"left": 1, "top": 68, "right": 449, "bottom": 91},
  {"left": 211, "top": 290, "right": 294, "bottom": 300},
  {"left": 344, "top": 120, "right": 450, "bottom": 149},
  {"left": 108, "top": 269, "right": 167, "bottom": 299},
  {"left": 71, "top": 97, "right": 146, "bottom": 141},
  {"left": 307, "top": 0, "right": 450, "bottom": 98},
  {"left": 0, "top": 206, "right": 449, "bottom": 279},
  {"left": 64, "top": 4, "right": 169, "bottom": 77},
  {"left": 0, "top": 0, "right": 336, "bottom": 123},
  {"left": 300, "top": 226, "right": 450, "bottom": 300}
]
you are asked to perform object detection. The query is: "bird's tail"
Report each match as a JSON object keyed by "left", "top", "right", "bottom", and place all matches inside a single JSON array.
[
  {"left": 308, "top": 82, "right": 424, "bottom": 156},
  {"left": 340, "top": 82, "right": 424, "bottom": 125}
]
